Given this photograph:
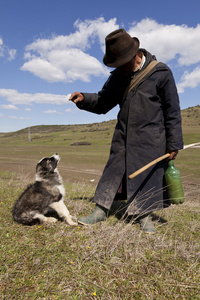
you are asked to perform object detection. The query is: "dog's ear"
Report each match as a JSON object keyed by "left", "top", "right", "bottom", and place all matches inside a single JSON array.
[
  {"left": 36, "top": 156, "right": 58, "bottom": 174},
  {"left": 47, "top": 159, "right": 53, "bottom": 171},
  {"left": 36, "top": 163, "right": 42, "bottom": 173},
  {"left": 36, "top": 158, "right": 50, "bottom": 173}
]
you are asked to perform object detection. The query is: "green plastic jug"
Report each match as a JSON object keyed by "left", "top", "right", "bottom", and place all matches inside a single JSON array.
[{"left": 165, "top": 160, "right": 184, "bottom": 204}]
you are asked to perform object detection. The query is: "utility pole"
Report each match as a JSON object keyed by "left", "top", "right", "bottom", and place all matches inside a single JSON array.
[{"left": 28, "top": 126, "right": 31, "bottom": 143}]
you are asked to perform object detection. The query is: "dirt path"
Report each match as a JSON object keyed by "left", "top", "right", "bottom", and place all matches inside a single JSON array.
[
  {"left": 182, "top": 180, "right": 200, "bottom": 204},
  {"left": 0, "top": 155, "right": 199, "bottom": 199},
  {"left": 0, "top": 155, "right": 102, "bottom": 184}
]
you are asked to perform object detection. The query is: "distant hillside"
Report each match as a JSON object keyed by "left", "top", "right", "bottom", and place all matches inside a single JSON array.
[
  {"left": 181, "top": 105, "right": 200, "bottom": 126},
  {"left": 0, "top": 120, "right": 117, "bottom": 138},
  {"left": 0, "top": 105, "right": 199, "bottom": 138}
]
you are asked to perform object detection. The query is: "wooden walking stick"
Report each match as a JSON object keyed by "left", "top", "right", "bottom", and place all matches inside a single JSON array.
[{"left": 128, "top": 142, "right": 200, "bottom": 180}]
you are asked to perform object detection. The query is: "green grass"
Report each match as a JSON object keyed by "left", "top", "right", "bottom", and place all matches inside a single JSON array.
[
  {"left": 0, "top": 171, "right": 200, "bottom": 299},
  {"left": 0, "top": 113, "right": 200, "bottom": 183},
  {"left": 0, "top": 108, "right": 200, "bottom": 299}
]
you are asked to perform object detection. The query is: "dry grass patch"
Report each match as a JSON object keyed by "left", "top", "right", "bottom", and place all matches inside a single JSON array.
[{"left": 0, "top": 173, "right": 199, "bottom": 299}]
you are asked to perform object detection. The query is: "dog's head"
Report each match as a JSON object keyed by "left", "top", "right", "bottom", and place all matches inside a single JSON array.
[{"left": 36, "top": 154, "right": 60, "bottom": 177}]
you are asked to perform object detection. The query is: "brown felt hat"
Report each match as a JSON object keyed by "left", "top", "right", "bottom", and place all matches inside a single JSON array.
[{"left": 103, "top": 29, "right": 140, "bottom": 68}]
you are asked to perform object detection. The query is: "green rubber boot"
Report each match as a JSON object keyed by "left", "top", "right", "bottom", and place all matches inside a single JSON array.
[
  {"left": 109, "top": 201, "right": 127, "bottom": 217},
  {"left": 139, "top": 214, "right": 156, "bottom": 234},
  {"left": 78, "top": 205, "right": 107, "bottom": 225}
]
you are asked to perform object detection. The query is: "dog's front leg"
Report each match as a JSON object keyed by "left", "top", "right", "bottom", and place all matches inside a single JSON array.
[
  {"left": 49, "top": 200, "right": 77, "bottom": 226},
  {"left": 32, "top": 212, "right": 58, "bottom": 224}
]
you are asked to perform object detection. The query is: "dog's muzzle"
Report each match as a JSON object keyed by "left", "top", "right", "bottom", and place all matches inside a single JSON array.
[{"left": 52, "top": 153, "right": 60, "bottom": 162}]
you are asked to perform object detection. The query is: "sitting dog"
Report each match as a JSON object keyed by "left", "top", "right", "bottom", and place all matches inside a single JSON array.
[{"left": 12, "top": 154, "right": 77, "bottom": 226}]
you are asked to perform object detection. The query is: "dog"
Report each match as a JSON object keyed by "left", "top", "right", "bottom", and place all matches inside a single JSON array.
[{"left": 12, "top": 154, "right": 77, "bottom": 226}]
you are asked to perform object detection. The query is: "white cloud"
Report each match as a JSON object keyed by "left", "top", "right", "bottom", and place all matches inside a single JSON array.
[
  {"left": 0, "top": 104, "right": 19, "bottom": 110},
  {"left": 20, "top": 17, "right": 200, "bottom": 93},
  {"left": 0, "top": 88, "right": 71, "bottom": 105},
  {"left": 43, "top": 110, "right": 62, "bottom": 114},
  {"left": 128, "top": 19, "right": 200, "bottom": 92},
  {"left": 22, "top": 49, "right": 108, "bottom": 82},
  {"left": 21, "top": 17, "right": 117, "bottom": 82},
  {"left": 0, "top": 38, "right": 4, "bottom": 56},
  {"left": 7, "top": 49, "right": 17, "bottom": 61},
  {"left": 65, "top": 108, "right": 72, "bottom": 113},
  {"left": 0, "top": 113, "right": 29, "bottom": 120},
  {"left": 0, "top": 37, "right": 17, "bottom": 61},
  {"left": 177, "top": 67, "right": 200, "bottom": 93},
  {"left": 128, "top": 19, "right": 200, "bottom": 66},
  {"left": 8, "top": 116, "right": 29, "bottom": 120},
  {"left": 65, "top": 108, "right": 78, "bottom": 113}
]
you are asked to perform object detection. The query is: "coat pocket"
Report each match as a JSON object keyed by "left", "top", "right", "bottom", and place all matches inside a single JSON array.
[{"left": 134, "top": 124, "right": 165, "bottom": 149}]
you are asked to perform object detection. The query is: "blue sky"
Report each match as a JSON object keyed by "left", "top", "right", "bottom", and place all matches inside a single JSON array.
[{"left": 0, "top": 0, "right": 200, "bottom": 132}]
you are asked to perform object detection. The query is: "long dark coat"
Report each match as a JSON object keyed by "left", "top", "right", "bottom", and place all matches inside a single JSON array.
[{"left": 77, "top": 49, "right": 183, "bottom": 215}]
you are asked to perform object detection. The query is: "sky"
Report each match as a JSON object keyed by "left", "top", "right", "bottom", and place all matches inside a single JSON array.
[{"left": 0, "top": 0, "right": 200, "bottom": 132}]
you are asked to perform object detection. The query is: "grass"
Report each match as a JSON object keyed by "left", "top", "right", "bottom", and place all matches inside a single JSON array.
[
  {"left": 0, "top": 172, "right": 200, "bottom": 299},
  {"left": 0, "top": 107, "right": 200, "bottom": 299}
]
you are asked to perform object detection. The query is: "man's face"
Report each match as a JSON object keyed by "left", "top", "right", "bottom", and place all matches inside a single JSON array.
[{"left": 116, "top": 55, "right": 136, "bottom": 77}]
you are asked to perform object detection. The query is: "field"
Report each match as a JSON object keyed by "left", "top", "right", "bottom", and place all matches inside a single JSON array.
[{"left": 0, "top": 107, "right": 200, "bottom": 299}]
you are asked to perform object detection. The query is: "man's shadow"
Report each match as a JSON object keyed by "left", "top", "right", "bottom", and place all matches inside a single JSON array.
[{"left": 109, "top": 200, "right": 168, "bottom": 224}]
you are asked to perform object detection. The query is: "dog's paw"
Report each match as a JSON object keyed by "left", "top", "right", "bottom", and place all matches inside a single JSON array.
[
  {"left": 65, "top": 216, "right": 78, "bottom": 226},
  {"left": 44, "top": 217, "right": 58, "bottom": 224},
  {"left": 68, "top": 220, "right": 78, "bottom": 226}
]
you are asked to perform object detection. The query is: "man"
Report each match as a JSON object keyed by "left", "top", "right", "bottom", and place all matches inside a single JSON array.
[{"left": 69, "top": 29, "right": 183, "bottom": 233}]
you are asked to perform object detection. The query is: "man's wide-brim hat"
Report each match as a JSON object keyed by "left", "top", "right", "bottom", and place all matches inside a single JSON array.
[{"left": 103, "top": 29, "right": 140, "bottom": 68}]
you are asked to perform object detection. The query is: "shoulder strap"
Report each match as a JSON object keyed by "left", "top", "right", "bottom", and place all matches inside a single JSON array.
[{"left": 122, "top": 60, "right": 159, "bottom": 102}]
